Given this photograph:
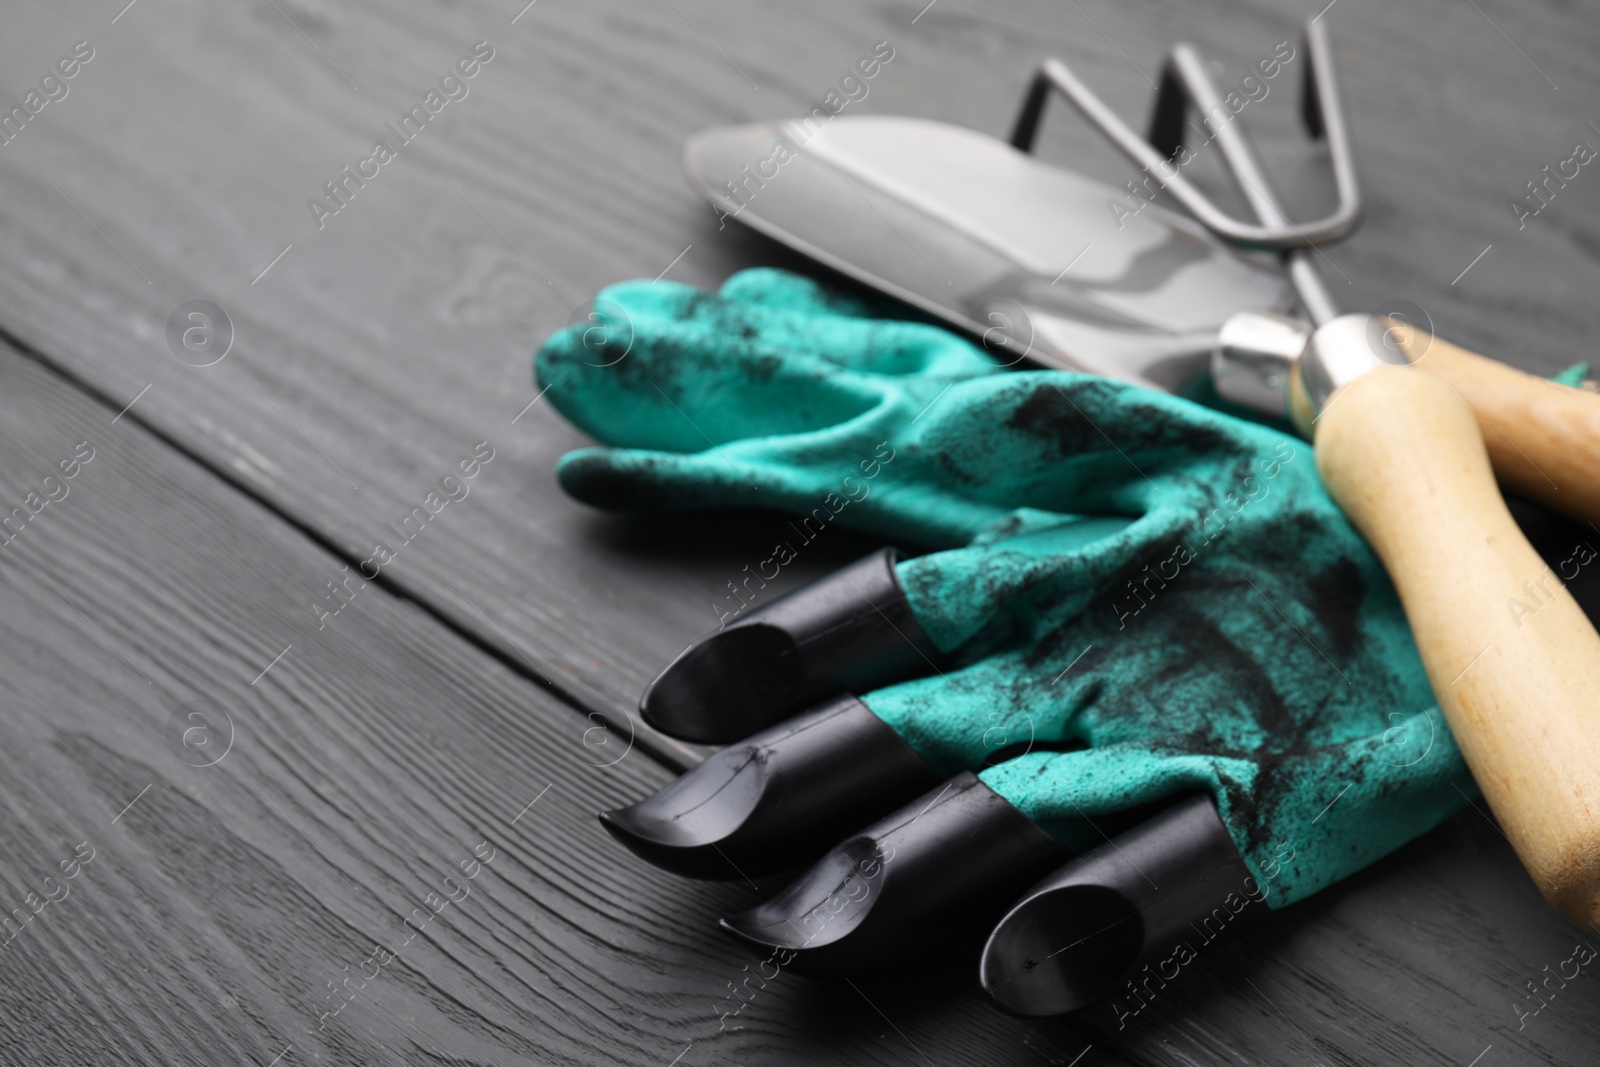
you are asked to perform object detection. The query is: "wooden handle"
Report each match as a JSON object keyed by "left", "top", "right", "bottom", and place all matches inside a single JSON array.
[
  {"left": 1315, "top": 365, "right": 1600, "bottom": 926},
  {"left": 1398, "top": 327, "right": 1600, "bottom": 526}
]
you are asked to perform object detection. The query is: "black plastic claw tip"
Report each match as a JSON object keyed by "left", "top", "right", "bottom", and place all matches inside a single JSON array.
[
  {"left": 979, "top": 793, "right": 1259, "bottom": 1017},
  {"left": 639, "top": 548, "right": 937, "bottom": 743},
  {"left": 598, "top": 695, "right": 941, "bottom": 879},
  {"left": 718, "top": 773, "right": 1068, "bottom": 973}
]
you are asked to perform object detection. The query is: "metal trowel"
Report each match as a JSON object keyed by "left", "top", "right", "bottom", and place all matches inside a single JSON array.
[{"left": 684, "top": 108, "right": 1293, "bottom": 394}]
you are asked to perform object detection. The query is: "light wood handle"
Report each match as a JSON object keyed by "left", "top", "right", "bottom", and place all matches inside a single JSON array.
[
  {"left": 1399, "top": 328, "right": 1600, "bottom": 526},
  {"left": 1315, "top": 365, "right": 1600, "bottom": 926}
]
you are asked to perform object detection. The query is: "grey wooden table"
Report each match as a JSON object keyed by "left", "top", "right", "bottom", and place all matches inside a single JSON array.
[{"left": 0, "top": 0, "right": 1597, "bottom": 1063}]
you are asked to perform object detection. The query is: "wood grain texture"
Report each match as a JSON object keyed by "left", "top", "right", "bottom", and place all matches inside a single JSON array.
[
  {"left": 1404, "top": 328, "right": 1600, "bottom": 525},
  {"left": 0, "top": 0, "right": 1598, "bottom": 760},
  {"left": 0, "top": 341, "right": 1134, "bottom": 1065},
  {"left": 0, "top": 0, "right": 1598, "bottom": 1063}
]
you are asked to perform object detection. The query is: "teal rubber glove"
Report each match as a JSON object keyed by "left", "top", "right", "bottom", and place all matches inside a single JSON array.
[{"left": 537, "top": 268, "right": 1473, "bottom": 911}]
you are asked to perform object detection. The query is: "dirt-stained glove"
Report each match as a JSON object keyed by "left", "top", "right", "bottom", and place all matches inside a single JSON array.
[{"left": 535, "top": 268, "right": 1472, "bottom": 1014}]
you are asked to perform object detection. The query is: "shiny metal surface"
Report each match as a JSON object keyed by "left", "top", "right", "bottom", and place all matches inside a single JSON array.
[
  {"left": 1012, "top": 20, "right": 1362, "bottom": 253},
  {"left": 1160, "top": 41, "right": 1342, "bottom": 327},
  {"left": 683, "top": 116, "right": 1291, "bottom": 393},
  {"left": 1295, "top": 313, "right": 1405, "bottom": 432},
  {"left": 1213, "top": 310, "right": 1310, "bottom": 418}
]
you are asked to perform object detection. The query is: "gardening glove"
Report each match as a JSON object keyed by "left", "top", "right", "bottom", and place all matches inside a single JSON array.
[{"left": 535, "top": 268, "right": 1474, "bottom": 1012}]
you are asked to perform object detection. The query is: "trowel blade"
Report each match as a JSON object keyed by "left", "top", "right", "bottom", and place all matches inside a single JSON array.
[{"left": 684, "top": 116, "right": 1293, "bottom": 393}]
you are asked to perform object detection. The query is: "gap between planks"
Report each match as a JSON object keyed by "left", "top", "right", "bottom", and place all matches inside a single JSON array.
[{"left": 0, "top": 319, "right": 700, "bottom": 775}]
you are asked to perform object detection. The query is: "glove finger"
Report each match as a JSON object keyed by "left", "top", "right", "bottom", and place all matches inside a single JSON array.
[
  {"left": 557, "top": 442, "right": 988, "bottom": 546},
  {"left": 981, "top": 744, "right": 1244, "bottom": 855},
  {"left": 979, "top": 717, "right": 1475, "bottom": 1016},
  {"left": 537, "top": 273, "right": 998, "bottom": 454},
  {"left": 982, "top": 715, "right": 1472, "bottom": 908},
  {"left": 980, "top": 792, "right": 1253, "bottom": 1018},
  {"left": 557, "top": 435, "right": 1023, "bottom": 548},
  {"left": 555, "top": 446, "right": 773, "bottom": 513},
  {"left": 599, "top": 694, "right": 942, "bottom": 879},
  {"left": 634, "top": 506, "right": 1136, "bottom": 746},
  {"left": 612, "top": 269, "right": 1002, "bottom": 379},
  {"left": 718, "top": 771, "right": 1069, "bottom": 973}
]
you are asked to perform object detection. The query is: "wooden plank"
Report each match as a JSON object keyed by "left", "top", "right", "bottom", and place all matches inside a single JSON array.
[
  {"left": 0, "top": 0, "right": 1597, "bottom": 1061},
  {"left": 1, "top": 0, "right": 1595, "bottom": 762},
  {"left": 0, "top": 341, "right": 1137, "bottom": 1065}
]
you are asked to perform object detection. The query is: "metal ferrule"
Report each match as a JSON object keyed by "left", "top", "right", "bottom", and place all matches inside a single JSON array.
[
  {"left": 1212, "top": 310, "right": 1311, "bottom": 419},
  {"left": 1291, "top": 312, "right": 1406, "bottom": 437}
]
